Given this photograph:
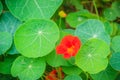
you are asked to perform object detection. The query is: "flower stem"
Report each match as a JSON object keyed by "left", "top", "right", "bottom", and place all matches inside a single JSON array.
[
  {"left": 56, "top": 67, "right": 62, "bottom": 79},
  {"left": 93, "top": 0, "right": 99, "bottom": 19}
]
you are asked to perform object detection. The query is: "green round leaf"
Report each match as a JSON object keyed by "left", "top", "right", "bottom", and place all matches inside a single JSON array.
[
  {"left": 103, "top": 8, "right": 117, "bottom": 21},
  {"left": 14, "top": 19, "right": 59, "bottom": 58},
  {"left": 112, "top": 1, "right": 120, "bottom": 17},
  {"left": 0, "top": 1, "right": 3, "bottom": 14},
  {"left": 0, "top": 32, "right": 12, "bottom": 55},
  {"left": 46, "top": 50, "right": 71, "bottom": 67},
  {"left": 64, "top": 75, "right": 82, "bottom": 80},
  {"left": 6, "top": 0, "right": 63, "bottom": 21},
  {"left": 111, "top": 36, "right": 120, "bottom": 52},
  {"left": 75, "top": 19, "right": 110, "bottom": 45},
  {"left": 0, "top": 12, "right": 22, "bottom": 35},
  {"left": 91, "top": 64, "right": 118, "bottom": 80},
  {"left": 62, "top": 66, "right": 82, "bottom": 75},
  {"left": 75, "top": 39, "right": 110, "bottom": 74},
  {"left": 0, "top": 55, "right": 17, "bottom": 74},
  {"left": 66, "top": 10, "right": 89, "bottom": 28},
  {"left": 11, "top": 56, "right": 46, "bottom": 80},
  {"left": 110, "top": 52, "right": 120, "bottom": 71}
]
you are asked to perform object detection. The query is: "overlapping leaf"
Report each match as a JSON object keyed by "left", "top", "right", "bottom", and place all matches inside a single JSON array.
[
  {"left": 6, "top": 0, "right": 63, "bottom": 21},
  {"left": 64, "top": 75, "right": 82, "bottom": 80},
  {"left": 110, "top": 52, "right": 120, "bottom": 71},
  {"left": 62, "top": 66, "right": 82, "bottom": 75},
  {"left": 75, "top": 39, "right": 110, "bottom": 74},
  {"left": 14, "top": 19, "right": 59, "bottom": 58},
  {"left": 0, "top": 32, "right": 12, "bottom": 55},
  {"left": 46, "top": 50, "right": 71, "bottom": 67},
  {"left": 91, "top": 64, "right": 118, "bottom": 80},
  {"left": 11, "top": 56, "right": 46, "bottom": 80},
  {"left": 111, "top": 36, "right": 120, "bottom": 52},
  {"left": 112, "top": 1, "right": 120, "bottom": 17},
  {"left": 0, "top": 12, "right": 22, "bottom": 35},
  {"left": 75, "top": 19, "right": 110, "bottom": 44},
  {"left": 103, "top": 8, "right": 117, "bottom": 21}
]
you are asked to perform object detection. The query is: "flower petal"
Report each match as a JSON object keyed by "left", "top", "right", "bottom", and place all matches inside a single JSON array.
[
  {"left": 63, "top": 53, "right": 71, "bottom": 59},
  {"left": 56, "top": 44, "right": 67, "bottom": 54}
]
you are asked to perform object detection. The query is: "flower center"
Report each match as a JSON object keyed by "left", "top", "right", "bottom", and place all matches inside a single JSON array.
[{"left": 67, "top": 46, "right": 74, "bottom": 54}]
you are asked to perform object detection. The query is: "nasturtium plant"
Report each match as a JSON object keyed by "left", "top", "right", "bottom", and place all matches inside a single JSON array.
[
  {"left": 0, "top": 12, "right": 21, "bottom": 55},
  {"left": 46, "top": 50, "right": 71, "bottom": 67},
  {"left": 56, "top": 35, "right": 81, "bottom": 59},
  {"left": 111, "top": 36, "right": 120, "bottom": 52},
  {"left": 0, "top": 55, "right": 17, "bottom": 74},
  {"left": 0, "top": 1, "right": 3, "bottom": 14},
  {"left": 14, "top": 19, "right": 59, "bottom": 58},
  {"left": 75, "top": 19, "right": 110, "bottom": 44},
  {"left": 110, "top": 52, "right": 120, "bottom": 71},
  {"left": 104, "top": 21, "right": 113, "bottom": 35},
  {"left": 64, "top": 74, "right": 82, "bottom": 80},
  {"left": 66, "top": 10, "right": 89, "bottom": 28},
  {"left": 62, "top": 66, "right": 82, "bottom": 75},
  {"left": 0, "top": 32, "right": 12, "bottom": 55},
  {"left": 111, "top": 22, "right": 118, "bottom": 36},
  {"left": 112, "top": 1, "right": 120, "bottom": 17},
  {"left": 5, "top": 0, "right": 63, "bottom": 21},
  {"left": 91, "top": 64, "right": 118, "bottom": 80},
  {"left": 1, "top": 0, "right": 120, "bottom": 80},
  {"left": 11, "top": 56, "right": 46, "bottom": 80},
  {"left": 75, "top": 39, "right": 110, "bottom": 74},
  {"left": 103, "top": 8, "right": 117, "bottom": 21},
  {"left": 0, "top": 12, "right": 22, "bottom": 35}
]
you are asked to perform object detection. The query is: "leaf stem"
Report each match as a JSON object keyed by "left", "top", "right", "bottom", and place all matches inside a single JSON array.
[
  {"left": 93, "top": 0, "right": 99, "bottom": 19},
  {"left": 84, "top": 72, "right": 89, "bottom": 80},
  {"left": 59, "top": 17, "right": 62, "bottom": 30}
]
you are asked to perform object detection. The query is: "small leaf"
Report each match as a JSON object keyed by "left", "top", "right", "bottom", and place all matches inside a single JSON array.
[
  {"left": 112, "top": 1, "right": 120, "bottom": 17},
  {"left": 0, "top": 1, "right": 3, "bottom": 14},
  {"left": 66, "top": 10, "right": 89, "bottom": 28},
  {"left": 75, "top": 39, "right": 110, "bottom": 74},
  {"left": 14, "top": 19, "right": 59, "bottom": 58},
  {"left": 110, "top": 52, "right": 120, "bottom": 71},
  {"left": 103, "top": 8, "right": 117, "bottom": 21},
  {"left": 75, "top": 19, "right": 110, "bottom": 45},
  {"left": 46, "top": 50, "right": 71, "bottom": 67},
  {"left": 111, "top": 36, "right": 120, "bottom": 52},
  {"left": 62, "top": 66, "right": 82, "bottom": 75},
  {"left": 0, "top": 32, "right": 12, "bottom": 55},
  {"left": 91, "top": 64, "right": 118, "bottom": 80},
  {"left": 11, "top": 56, "right": 46, "bottom": 80},
  {"left": 64, "top": 74, "right": 82, "bottom": 80},
  {"left": 6, "top": 0, "right": 63, "bottom": 21}
]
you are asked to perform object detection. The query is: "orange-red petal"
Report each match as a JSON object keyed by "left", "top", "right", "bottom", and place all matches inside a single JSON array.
[{"left": 56, "top": 35, "right": 81, "bottom": 59}]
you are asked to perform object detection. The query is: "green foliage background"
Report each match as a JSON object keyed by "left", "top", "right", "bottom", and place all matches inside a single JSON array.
[{"left": 0, "top": 0, "right": 120, "bottom": 80}]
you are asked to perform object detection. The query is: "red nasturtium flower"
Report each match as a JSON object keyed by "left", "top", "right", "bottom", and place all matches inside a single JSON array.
[
  {"left": 56, "top": 35, "right": 81, "bottom": 59},
  {"left": 45, "top": 68, "right": 64, "bottom": 80}
]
